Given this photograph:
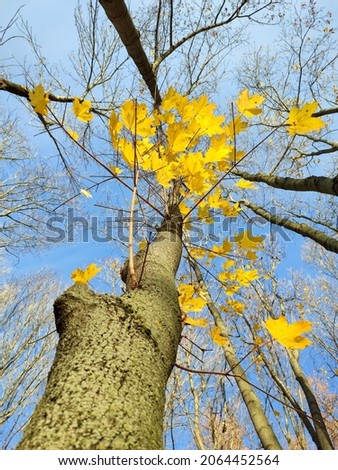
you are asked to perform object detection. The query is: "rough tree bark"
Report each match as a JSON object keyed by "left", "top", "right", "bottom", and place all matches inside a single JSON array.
[{"left": 18, "top": 205, "right": 183, "bottom": 449}]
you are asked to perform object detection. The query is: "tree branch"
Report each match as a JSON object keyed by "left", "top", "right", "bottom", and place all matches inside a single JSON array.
[
  {"left": 234, "top": 171, "right": 338, "bottom": 196},
  {"left": 99, "top": 0, "right": 161, "bottom": 105},
  {"left": 241, "top": 200, "right": 338, "bottom": 254},
  {"left": 0, "top": 78, "right": 73, "bottom": 103}
]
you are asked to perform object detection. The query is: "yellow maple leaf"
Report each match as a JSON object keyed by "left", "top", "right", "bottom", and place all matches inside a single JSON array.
[
  {"left": 188, "top": 247, "right": 206, "bottom": 259},
  {"left": 73, "top": 97, "right": 94, "bottom": 122},
  {"left": 223, "top": 116, "right": 248, "bottom": 140},
  {"left": 166, "top": 122, "right": 194, "bottom": 154},
  {"left": 236, "top": 89, "right": 265, "bottom": 118},
  {"left": 120, "top": 100, "right": 155, "bottom": 137},
  {"left": 109, "top": 110, "right": 123, "bottom": 147},
  {"left": 234, "top": 230, "right": 264, "bottom": 250},
  {"left": 161, "top": 87, "right": 189, "bottom": 114},
  {"left": 237, "top": 268, "right": 260, "bottom": 285},
  {"left": 210, "top": 326, "right": 227, "bottom": 346},
  {"left": 184, "top": 317, "right": 208, "bottom": 328},
  {"left": 71, "top": 263, "right": 102, "bottom": 284},
  {"left": 180, "top": 95, "right": 224, "bottom": 136},
  {"left": 28, "top": 84, "right": 50, "bottom": 115},
  {"left": 178, "top": 283, "right": 207, "bottom": 313},
  {"left": 286, "top": 102, "right": 327, "bottom": 135},
  {"left": 235, "top": 179, "right": 257, "bottom": 189},
  {"left": 219, "top": 200, "right": 241, "bottom": 217},
  {"left": 263, "top": 316, "right": 313, "bottom": 349}
]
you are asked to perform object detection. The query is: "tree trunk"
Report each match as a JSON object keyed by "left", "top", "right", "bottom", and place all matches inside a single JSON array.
[
  {"left": 190, "top": 259, "right": 282, "bottom": 450},
  {"left": 18, "top": 206, "right": 183, "bottom": 449}
]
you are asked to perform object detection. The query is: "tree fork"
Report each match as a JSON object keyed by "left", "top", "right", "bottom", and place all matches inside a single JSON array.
[{"left": 18, "top": 206, "right": 183, "bottom": 450}]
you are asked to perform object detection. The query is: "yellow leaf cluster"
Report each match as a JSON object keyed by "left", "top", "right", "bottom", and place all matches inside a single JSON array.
[
  {"left": 29, "top": 84, "right": 50, "bottom": 116},
  {"left": 73, "top": 97, "right": 94, "bottom": 122},
  {"left": 178, "top": 283, "right": 207, "bottom": 313},
  {"left": 221, "top": 299, "right": 245, "bottom": 315},
  {"left": 234, "top": 230, "right": 264, "bottom": 250},
  {"left": 211, "top": 239, "right": 232, "bottom": 257},
  {"left": 286, "top": 102, "right": 327, "bottom": 135},
  {"left": 219, "top": 265, "right": 260, "bottom": 296},
  {"left": 120, "top": 100, "right": 156, "bottom": 137},
  {"left": 107, "top": 88, "right": 250, "bottom": 197},
  {"left": 236, "top": 89, "right": 265, "bottom": 118},
  {"left": 71, "top": 263, "right": 102, "bottom": 284},
  {"left": 263, "top": 316, "right": 312, "bottom": 349}
]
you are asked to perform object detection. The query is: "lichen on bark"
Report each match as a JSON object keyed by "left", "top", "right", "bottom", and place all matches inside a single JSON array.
[{"left": 18, "top": 205, "right": 183, "bottom": 449}]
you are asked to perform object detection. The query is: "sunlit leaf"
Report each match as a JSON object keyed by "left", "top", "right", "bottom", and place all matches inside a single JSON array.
[
  {"left": 66, "top": 128, "right": 79, "bottom": 140},
  {"left": 73, "top": 97, "right": 93, "bottom": 122},
  {"left": 120, "top": 100, "right": 155, "bottom": 137},
  {"left": 286, "top": 102, "right": 327, "bottom": 135},
  {"left": 109, "top": 109, "right": 123, "bottom": 147},
  {"left": 178, "top": 283, "right": 207, "bottom": 313},
  {"left": 108, "top": 163, "right": 122, "bottom": 175},
  {"left": 233, "top": 230, "right": 264, "bottom": 250},
  {"left": 29, "top": 84, "right": 50, "bottom": 115},
  {"left": 235, "top": 179, "right": 257, "bottom": 189},
  {"left": 210, "top": 326, "right": 227, "bottom": 346},
  {"left": 71, "top": 263, "right": 102, "bottom": 284},
  {"left": 184, "top": 317, "right": 208, "bottom": 328},
  {"left": 263, "top": 316, "right": 313, "bottom": 349}
]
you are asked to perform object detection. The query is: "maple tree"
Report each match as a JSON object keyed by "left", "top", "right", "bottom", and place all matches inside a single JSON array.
[{"left": 1, "top": 0, "right": 337, "bottom": 450}]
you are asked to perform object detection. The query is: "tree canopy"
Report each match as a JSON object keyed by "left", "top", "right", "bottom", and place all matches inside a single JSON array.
[{"left": 1, "top": 0, "right": 337, "bottom": 450}]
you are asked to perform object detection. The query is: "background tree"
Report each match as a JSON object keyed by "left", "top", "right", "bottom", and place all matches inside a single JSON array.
[{"left": 0, "top": 0, "right": 336, "bottom": 450}]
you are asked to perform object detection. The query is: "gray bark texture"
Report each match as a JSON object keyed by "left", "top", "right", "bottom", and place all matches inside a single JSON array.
[
  {"left": 18, "top": 206, "right": 183, "bottom": 449},
  {"left": 98, "top": 0, "right": 161, "bottom": 105}
]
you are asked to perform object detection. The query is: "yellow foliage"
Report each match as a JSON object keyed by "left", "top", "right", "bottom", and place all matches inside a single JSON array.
[
  {"left": 120, "top": 100, "right": 155, "bottom": 137},
  {"left": 73, "top": 97, "right": 93, "bottom": 122},
  {"left": 263, "top": 316, "right": 313, "bottom": 349},
  {"left": 178, "top": 283, "right": 207, "bottom": 313},
  {"left": 109, "top": 110, "right": 123, "bottom": 147},
  {"left": 188, "top": 247, "right": 207, "bottom": 259},
  {"left": 223, "top": 116, "right": 248, "bottom": 140},
  {"left": 222, "top": 299, "right": 245, "bottom": 315},
  {"left": 236, "top": 88, "right": 265, "bottom": 118},
  {"left": 234, "top": 230, "right": 264, "bottom": 250},
  {"left": 71, "top": 263, "right": 102, "bottom": 284},
  {"left": 29, "top": 84, "right": 50, "bottom": 115},
  {"left": 184, "top": 317, "right": 208, "bottom": 328},
  {"left": 235, "top": 179, "right": 257, "bottom": 189},
  {"left": 161, "top": 87, "right": 189, "bottom": 114},
  {"left": 220, "top": 200, "right": 241, "bottom": 217},
  {"left": 212, "top": 239, "right": 232, "bottom": 256},
  {"left": 108, "top": 163, "right": 122, "bottom": 174},
  {"left": 210, "top": 326, "right": 227, "bottom": 346},
  {"left": 286, "top": 102, "right": 327, "bottom": 135}
]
